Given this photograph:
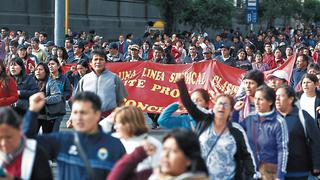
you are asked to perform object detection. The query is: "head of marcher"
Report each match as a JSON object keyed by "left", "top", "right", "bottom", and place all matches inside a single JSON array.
[
  {"left": 188, "top": 45, "right": 197, "bottom": 57},
  {"left": 153, "top": 46, "right": 164, "bottom": 61},
  {"left": 76, "top": 59, "right": 90, "bottom": 77},
  {"left": 9, "top": 57, "right": 26, "bottom": 77},
  {"left": 220, "top": 45, "right": 230, "bottom": 58},
  {"left": 202, "top": 48, "right": 212, "bottom": 60},
  {"left": 296, "top": 54, "right": 309, "bottom": 70},
  {"left": 307, "top": 63, "right": 320, "bottom": 75},
  {"left": 0, "top": 107, "right": 23, "bottom": 155},
  {"left": 267, "top": 70, "right": 288, "bottom": 89},
  {"left": 30, "top": 37, "right": 40, "bottom": 50},
  {"left": 130, "top": 44, "right": 140, "bottom": 58},
  {"left": 264, "top": 42, "right": 272, "bottom": 54},
  {"left": 213, "top": 94, "right": 234, "bottom": 122},
  {"left": 275, "top": 85, "right": 296, "bottom": 116},
  {"left": 47, "top": 57, "right": 62, "bottom": 78},
  {"left": 90, "top": 50, "right": 106, "bottom": 75},
  {"left": 243, "top": 69, "right": 265, "bottom": 97},
  {"left": 160, "top": 129, "right": 208, "bottom": 176},
  {"left": 73, "top": 41, "right": 85, "bottom": 56},
  {"left": 190, "top": 88, "right": 210, "bottom": 109},
  {"left": 71, "top": 91, "right": 102, "bottom": 134},
  {"left": 34, "top": 62, "right": 50, "bottom": 81},
  {"left": 301, "top": 73, "right": 318, "bottom": 97},
  {"left": 108, "top": 42, "right": 118, "bottom": 56},
  {"left": 237, "top": 48, "right": 247, "bottom": 61},
  {"left": 113, "top": 106, "right": 148, "bottom": 140},
  {"left": 254, "top": 51, "right": 263, "bottom": 63},
  {"left": 9, "top": 40, "right": 18, "bottom": 54},
  {"left": 285, "top": 46, "right": 293, "bottom": 58},
  {"left": 274, "top": 48, "right": 283, "bottom": 59},
  {"left": 254, "top": 85, "right": 276, "bottom": 113},
  {"left": 17, "top": 44, "right": 27, "bottom": 59}
]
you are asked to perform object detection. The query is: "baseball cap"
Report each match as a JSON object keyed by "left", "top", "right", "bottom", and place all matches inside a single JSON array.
[
  {"left": 220, "top": 44, "right": 230, "bottom": 50},
  {"left": 267, "top": 70, "right": 289, "bottom": 82},
  {"left": 130, "top": 44, "right": 139, "bottom": 51},
  {"left": 202, "top": 48, "right": 212, "bottom": 54},
  {"left": 74, "top": 41, "right": 85, "bottom": 48},
  {"left": 17, "top": 44, "right": 27, "bottom": 50}
]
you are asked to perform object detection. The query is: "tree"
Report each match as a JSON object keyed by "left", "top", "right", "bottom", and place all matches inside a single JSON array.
[
  {"left": 150, "top": 0, "right": 189, "bottom": 34},
  {"left": 180, "top": 0, "right": 235, "bottom": 32},
  {"left": 300, "top": 0, "right": 320, "bottom": 25},
  {"left": 258, "top": 0, "right": 301, "bottom": 28}
]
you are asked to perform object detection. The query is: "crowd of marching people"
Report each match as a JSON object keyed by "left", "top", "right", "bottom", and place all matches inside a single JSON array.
[{"left": 0, "top": 24, "right": 320, "bottom": 180}]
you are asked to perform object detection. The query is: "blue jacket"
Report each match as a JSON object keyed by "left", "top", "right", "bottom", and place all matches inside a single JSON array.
[
  {"left": 66, "top": 71, "right": 83, "bottom": 93},
  {"left": 158, "top": 103, "right": 196, "bottom": 130},
  {"left": 116, "top": 41, "right": 129, "bottom": 55},
  {"left": 279, "top": 107, "right": 320, "bottom": 177},
  {"left": 290, "top": 68, "right": 307, "bottom": 89},
  {"left": 13, "top": 75, "right": 39, "bottom": 115},
  {"left": 49, "top": 73, "right": 72, "bottom": 100},
  {"left": 240, "top": 109, "right": 289, "bottom": 179},
  {"left": 23, "top": 111, "right": 126, "bottom": 180}
]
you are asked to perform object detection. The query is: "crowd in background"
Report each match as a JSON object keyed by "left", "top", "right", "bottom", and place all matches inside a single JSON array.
[{"left": 0, "top": 24, "right": 320, "bottom": 180}]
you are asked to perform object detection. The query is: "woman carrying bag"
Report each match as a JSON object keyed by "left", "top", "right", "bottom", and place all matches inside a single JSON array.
[
  {"left": 176, "top": 76, "right": 258, "bottom": 180},
  {"left": 47, "top": 57, "right": 71, "bottom": 132},
  {"left": 33, "top": 62, "right": 63, "bottom": 133}
]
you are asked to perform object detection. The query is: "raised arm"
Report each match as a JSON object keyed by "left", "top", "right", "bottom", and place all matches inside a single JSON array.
[
  {"left": 158, "top": 102, "right": 193, "bottom": 129},
  {"left": 107, "top": 146, "right": 152, "bottom": 180},
  {"left": 176, "top": 77, "right": 209, "bottom": 122},
  {"left": 22, "top": 92, "right": 62, "bottom": 160}
]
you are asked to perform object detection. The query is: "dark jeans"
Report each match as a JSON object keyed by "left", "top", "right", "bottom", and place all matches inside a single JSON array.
[
  {"left": 37, "top": 118, "right": 55, "bottom": 133},
  {"left": 37, "top": 116, "right": 64, "bottom": 133}
]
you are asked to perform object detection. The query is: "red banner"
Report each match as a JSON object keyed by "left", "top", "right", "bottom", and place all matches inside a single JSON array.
[{"left": 62, "top": 57, "right": 295, "bottom": 113}]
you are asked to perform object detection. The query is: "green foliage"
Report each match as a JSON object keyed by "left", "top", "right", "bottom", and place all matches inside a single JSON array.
[
  {"left": 150, "top": 0, "right": 189, "bottom": 34},
  {"left": 300, "top": 0, "right": 320, "bottom": 23},
  {"left": 150, "top": 0, "right": 235, "bottom": 33},
  {"left": 181, "top": 0, "right": 235, "bottom": 31},
  {"left": 258, "top": 0, "right": 302, "bottom": 27}
]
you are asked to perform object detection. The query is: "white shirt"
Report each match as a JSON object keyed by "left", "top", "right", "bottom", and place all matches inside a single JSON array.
[
  {"left": 112, "top": 133, "right": 162, "bottom": 171},
  {"left": 300, "top": 93, "right": 316, "bottom": 119}
]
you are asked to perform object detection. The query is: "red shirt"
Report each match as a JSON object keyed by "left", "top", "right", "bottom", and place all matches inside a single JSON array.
[
  {"left": 0, "top": 77, "right": 18, "bottom": 106},
  {"left": 171, "top": 47, "right": 182, "bottom": 63},
  {"left": 5, "top": 152, "right": 23, "bottom": 178},
  {"left": 263, "top": 53, "right": 276, "bottom": 69},
  {"left": 24, "top": 58, "right": 35, "bottom": 75},
  {"left": 119, "top": 43, "right": 124, "bottom": 55}
]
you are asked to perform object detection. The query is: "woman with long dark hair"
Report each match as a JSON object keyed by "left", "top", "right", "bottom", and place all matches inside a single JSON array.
[
  {"left": 66, "top": 59, "right": 91, "bottom": 92},
  {"left": 56, "top": 46, "right": 69, "bottom": 65},
  {"left": 17, "top": 44, "right": 35, "bottom": 74},
  {"left": 9, "top": 57, "right": 38, "bottom": 116},
  {"left": 34, "top": 62, "right": 63, "bottom": 133},
  {"left": 140, "top": 41, "right": 153, "bottom": 61},
  {"left": 0, "top": 61, "right": 18, "bottom": 106},
  {"left": 47, "top": 57, "right": 71, "bottom": 132},
  {"left": 235, "top": 48, "right": 252, "bottom": 71}
]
